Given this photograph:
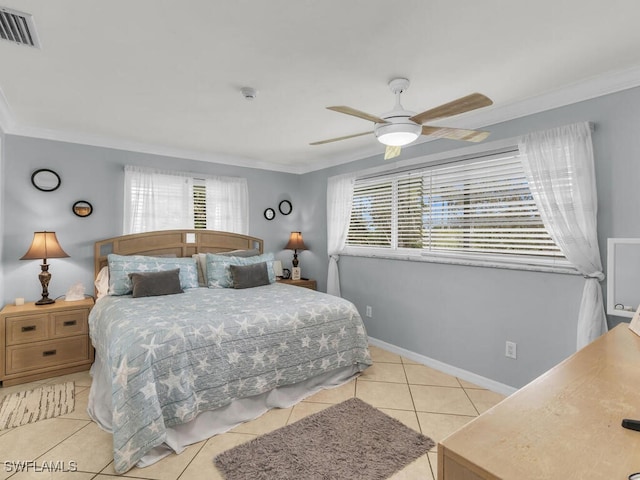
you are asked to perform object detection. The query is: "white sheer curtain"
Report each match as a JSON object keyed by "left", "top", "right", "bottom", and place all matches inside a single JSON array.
[
  {"left": 326, "top": 173, "right": 356, "bottom": 297},
  {"left": 124, "top": 166, "right": 194, "bottom": 234},
  {"left": 205, "top": 176, "right": 249, "bottom": 234},
  {"left": 518, "top": 122, "right": 607, "bottom": 349}
]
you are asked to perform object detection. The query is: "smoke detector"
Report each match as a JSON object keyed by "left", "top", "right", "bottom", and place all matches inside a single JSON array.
[{"left": 241, "top": 87, "right": 258, "bottom": 101}]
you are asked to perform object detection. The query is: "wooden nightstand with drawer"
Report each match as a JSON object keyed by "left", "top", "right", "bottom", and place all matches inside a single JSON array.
[{"left": 0, "top": 297, "right": 94, "bottom": 387}]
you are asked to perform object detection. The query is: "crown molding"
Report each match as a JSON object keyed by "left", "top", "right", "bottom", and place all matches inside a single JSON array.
[
  {"left": 2, "top": 65, "right": 640, "bottom": 174},
  {"left": 448, "top": 64, "right": 640, "bottom": 131},
  {"left": 6, "top": 123, "right": 303, "bottom": 174},
  {"left": 298, "top": 65, "right": 640, "bottom": 174}
]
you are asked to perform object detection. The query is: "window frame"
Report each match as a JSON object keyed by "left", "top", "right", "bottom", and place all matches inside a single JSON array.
[{"left": 342, "top": 145, "right": 578, "bottom": 275}]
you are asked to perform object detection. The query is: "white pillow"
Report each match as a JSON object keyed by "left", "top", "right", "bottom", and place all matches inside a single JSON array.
[
  {"left": 193, "top": 250, "right": 260, "bottom": 287},
  {"left": 95, "top": 266, "right": 110, "bottom": 300},
  {"left": 192, "top": 253, "right": 208, "bottom": 287}
]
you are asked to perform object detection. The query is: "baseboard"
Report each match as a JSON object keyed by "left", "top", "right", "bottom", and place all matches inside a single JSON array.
[{"left": 367, "top": 336, "right": 518, "bottom": 397}]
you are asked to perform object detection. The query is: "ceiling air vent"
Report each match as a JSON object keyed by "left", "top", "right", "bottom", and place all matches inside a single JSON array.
[{"left": 0, "top": 6, "right": 40, "bottom": 48}]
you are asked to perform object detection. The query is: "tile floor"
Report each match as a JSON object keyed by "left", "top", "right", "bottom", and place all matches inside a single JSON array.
[{"left": 0, "top": 346, "right": 506, "bottom": 479}]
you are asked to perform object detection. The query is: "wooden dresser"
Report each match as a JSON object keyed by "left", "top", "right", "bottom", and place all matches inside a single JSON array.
[
  {"left": 0, "top": 298, "right": 94, "bottom": 387},
  {"left": 438, "top": 324, "right": 640, "bottom": 479}
]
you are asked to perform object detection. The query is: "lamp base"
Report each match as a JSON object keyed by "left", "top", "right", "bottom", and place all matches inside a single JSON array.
[
  {"left": 35, "top": 296, "right": 55, "bottom": 306},
  {"left": 36, "top": 263, "right": 54, "bottom": 306}
]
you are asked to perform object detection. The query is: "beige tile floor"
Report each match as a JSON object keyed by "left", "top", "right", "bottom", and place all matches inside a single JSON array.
[{"left": 0, "top": 346, "right": 506, "bottom": 479}]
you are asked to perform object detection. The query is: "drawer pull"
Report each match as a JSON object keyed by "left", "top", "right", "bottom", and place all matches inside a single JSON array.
[
  {"left": 21, "top": 325, "right": 37, "bottom": 332},
  {"left": 63, "top": 320, "right": 77, "bottom": 327},
  {"left": 42, "top": 350, "right": 57, "bottom": 357}
]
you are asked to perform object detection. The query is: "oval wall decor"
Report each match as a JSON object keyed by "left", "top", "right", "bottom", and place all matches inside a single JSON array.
[
  {"left": 72, "top": 200, "right": 93, "bottom": 217},
  {"left": 31, "top": 169, "right": 61, "bottom": 192},
  {"left": 278, "top": 200, "right": 292, "bottom": 215}
]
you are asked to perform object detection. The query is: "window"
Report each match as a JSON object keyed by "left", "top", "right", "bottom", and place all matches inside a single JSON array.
[
  {"left": 193, "top": 181, "right": 207, "bottom": 230},
  {"left": 346, "top": 150, "right": 568, "bottom": 269},
  {"left": 124, "top": 166, "right": 248, "bottom": 235}
]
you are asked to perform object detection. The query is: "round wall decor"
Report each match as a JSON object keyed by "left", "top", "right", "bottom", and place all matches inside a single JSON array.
[
  {"left": 72, "top": 200, "right": 93, "bottom": 217},
  {"left": 264, "top": 208, "right": 276, "bottom": 220},
  {"left": 278, "top": 200, "right": 292, "bottom": 215},
  {"left": 31, "top": 169, "right": 61, "bottom": 192}
]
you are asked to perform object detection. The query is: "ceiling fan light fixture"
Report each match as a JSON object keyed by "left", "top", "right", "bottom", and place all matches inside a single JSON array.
[{"left": 374, "top": 121, "right": 421, "bottom": 146}]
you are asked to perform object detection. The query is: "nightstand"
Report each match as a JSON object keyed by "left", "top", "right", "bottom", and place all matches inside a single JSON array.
[
  {"left": 0, "top": 297, "right": 94, "bottom": 387},
  {"left": 277, "top": 278, "right": 317, "bottom": 290}
]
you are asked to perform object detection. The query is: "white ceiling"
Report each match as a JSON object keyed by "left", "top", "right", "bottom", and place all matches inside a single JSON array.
[{"left": 1, "top": 1, "right": 640, "bottom": 173}]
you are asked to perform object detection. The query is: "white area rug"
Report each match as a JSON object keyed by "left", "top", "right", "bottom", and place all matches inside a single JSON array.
[{"left": 0, "top": 381, "right": 75, "bottom": 430}]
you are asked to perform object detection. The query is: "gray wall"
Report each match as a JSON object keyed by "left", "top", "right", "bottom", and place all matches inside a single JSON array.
[
  {"left": 1, "top": 137, "right": 303, "bottom": 304},
  {"left": 300, "top": 86, "right": 640, "bottom": 388},
  {"left": 1, "top": 85, "right": 639, "bottom": 389}
]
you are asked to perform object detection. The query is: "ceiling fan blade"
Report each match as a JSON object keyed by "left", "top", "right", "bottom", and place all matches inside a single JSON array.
[
  {"left": 421, "top": 125, "right": 491, "bottom": 143},
  {"left": 327, "top": 106, "right": 388, "bottom": 124},
  {"left": 309, "top": 131, "right": 372, "bottom": 145},
  {"left": 384, "top": 145, "right": 402, "bottom": 160},
  {"left": 409, "top": 93, "right": 493, "bottom": 125}
]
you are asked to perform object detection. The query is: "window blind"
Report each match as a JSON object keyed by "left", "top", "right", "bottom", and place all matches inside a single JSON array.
[
  {"left": 347, "top": 151, "right": 564, "bottom": 261},
  {"left": 193, "top": 180, "right": 207, "bottom": 229},
  {"left": 348, "top": 180, "right": 392, "bottom": 247}
]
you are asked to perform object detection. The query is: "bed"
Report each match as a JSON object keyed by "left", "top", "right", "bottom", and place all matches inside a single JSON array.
[{"left": 86, "top": 230, "right": 372, "bottom": 473}]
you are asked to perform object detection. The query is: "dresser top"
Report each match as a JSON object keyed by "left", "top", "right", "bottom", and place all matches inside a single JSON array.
[
  {"left": 1, "top": 297, "right": 94, "bottom": 315},
  {"left": 440, "top": 324, "right": 640, "bottom": 478}
]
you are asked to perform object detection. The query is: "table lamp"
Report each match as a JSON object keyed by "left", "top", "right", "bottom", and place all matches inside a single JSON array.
[
  {"left": 20, "top": 231, "right": 69, "bottom": 305},
  {"left": 285, "top": 231, "right": 307, "bottom": 280}
]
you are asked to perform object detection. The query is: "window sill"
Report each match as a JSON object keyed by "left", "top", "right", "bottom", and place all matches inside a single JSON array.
[{"left": 340, "top": 247, "right": 580, "bottom": 275}]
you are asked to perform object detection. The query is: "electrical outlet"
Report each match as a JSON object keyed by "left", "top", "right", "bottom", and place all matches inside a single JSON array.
[
  {"left": 365, "top": 305, "right": 372, "bottom": 318},
  {"left": 505, "top": 341, "right": 517, "bottom": 359}
]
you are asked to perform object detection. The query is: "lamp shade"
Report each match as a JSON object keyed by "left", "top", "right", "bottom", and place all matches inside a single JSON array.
[
  {"left": 20, "top": 231, "right": 69, "bottom": 260},
  {"left": 285, "top": 232, "right": 307, "bottom": 251}
]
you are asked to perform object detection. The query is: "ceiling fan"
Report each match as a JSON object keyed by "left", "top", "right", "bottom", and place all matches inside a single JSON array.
[{"left": 311, "top": 78, "right": 493, "bottom": 160}]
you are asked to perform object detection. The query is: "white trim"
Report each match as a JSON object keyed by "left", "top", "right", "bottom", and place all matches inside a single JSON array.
[
  {"left": 307, "top": 67, "right": 640, "bottom": 174},
  {"left": 0, "top": 67, "right": 639, "bottom": 174},
  {"left": 343, "top": 247, "right": 579, "bottom": 275},
  {"left": 6, "top": 123, "right": 303, "bottom": 174},
  {"left": 445, "top": 64, "right": 640, "bottom": 132},
  {"left": 368, "top": 336, "right": 518, "bottom": 397},
  {"left": 0, "top": 67, "right": 640, "bottom": 174}
]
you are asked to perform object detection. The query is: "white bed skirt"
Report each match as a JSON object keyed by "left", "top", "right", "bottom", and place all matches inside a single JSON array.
[{"left": 87, "top": 357, "right": 361, "bottom": 468}]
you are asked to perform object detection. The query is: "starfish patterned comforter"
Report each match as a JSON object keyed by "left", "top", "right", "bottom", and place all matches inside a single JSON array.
[{"left": 88, "top": 283, "right": 371, "bottom": 473}]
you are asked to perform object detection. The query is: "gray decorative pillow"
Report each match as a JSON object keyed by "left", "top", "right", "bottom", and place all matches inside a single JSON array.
[
  {"left": 129, "top": 269, "right": 184, "bottom": 298},
  {"left": 193, "top": 249, "right": 261, "bottom": 287},
  {"left": 229, "top": 262, "right": 270, "bottom": 289}
]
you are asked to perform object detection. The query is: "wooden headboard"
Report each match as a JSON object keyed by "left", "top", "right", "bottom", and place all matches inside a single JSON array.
[{"left": 94, "top": 229, "right": 264, "bottom": 277}]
